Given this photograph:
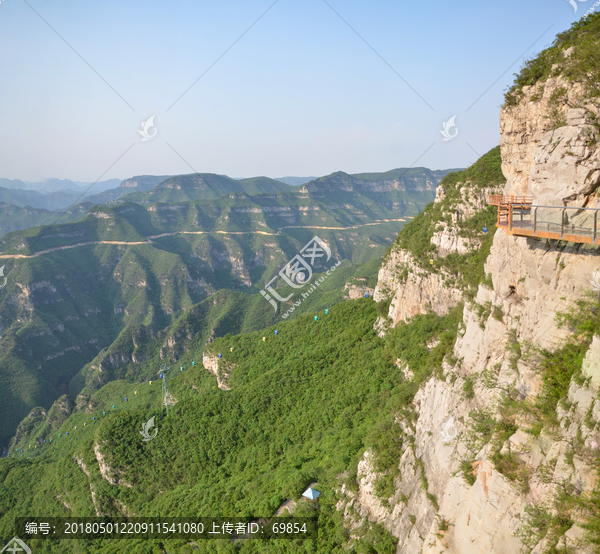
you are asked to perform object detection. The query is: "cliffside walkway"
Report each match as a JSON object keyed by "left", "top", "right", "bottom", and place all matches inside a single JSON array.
[{"left": 488, "top": 195, "right": 600, "bottom": 244}]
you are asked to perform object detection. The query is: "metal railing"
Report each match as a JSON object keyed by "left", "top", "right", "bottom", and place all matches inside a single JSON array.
[
  {"left": 499, "top": 204, "right": 600, "bottom": 244},
  {"left": 488, "top": 195, "right": 534, "bottom": 206}
]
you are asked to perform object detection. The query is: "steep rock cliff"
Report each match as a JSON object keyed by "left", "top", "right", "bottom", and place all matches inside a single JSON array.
[
  {"left": 374, "top": 148, "right": 505, "bottom": 326},
  {"left": 343, "top": 27, "right": 600, "bottom": 554}
]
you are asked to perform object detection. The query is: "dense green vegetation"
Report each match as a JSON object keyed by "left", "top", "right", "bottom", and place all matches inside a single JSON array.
[
  {"left": 0, "top": 239, "right": 383, "bottom": 446},
  {"left": 69, "top": 257, "right": 382, "bottom": 404},
  {"left": 504, "top": 12, "right": 600, "bottom": 106},
  {"left": 0, "top": 202, "right": 92, "bottom": 238},
  {"left": 349, "top": 167, "right": 457, "bottom": 184},
  {"left": 383, "top": 305, "right": 463, "bottom": 386},
  {"left": 117, "top": 173, "right": 293, "bottom": 204},
  {"left": 434, "top": 146, "right": 505, "bottom": 190},
  {"left": 0, "top": 297, "right": 461, "bottom": 553},
  {"left": 0, "top": 187, "right": 432, "bottom": 256},
  {"left": 0, "top": 164, "right": 447, "bottom": 446},
  {"left": 386, "top": 146, "right": 504, "bottom": 292},
  {"left": 10, "top": 139, "right": 600, "bottom": 554},
  {"left": 0, "top": 159, "right": 438, "bottom": 447},
  {"left": 0, "top": 157, "right": 477, "bottom": 549}
]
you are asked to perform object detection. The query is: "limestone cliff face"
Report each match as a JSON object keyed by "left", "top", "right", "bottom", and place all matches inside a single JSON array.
[
  {"left": 344, "top": 277, "right": 375, "bottom": 300},
  {"left": 500, "top": 71, "right": 600, "bottom": 205},
  {"left": 345, "top": 73, "right": 600, "bottom": 553},
  {"left": 202, "top": 352, "right": 232, "bottom": 390},
  {"left": 531, "top": 108, "right": 600, "bottom": 206},
  {"left": 374, "top": 182, "right": 500, "bottom": 326},
  {"left": 374, "top": 246, "right": 462, "bottom": 326},
  {"left": 500, "top": 70, "right": 582, "bottom": 197},
  {"left": 299, "top": 170, "right": 442, "bottom": 194},
  {"left": 94, "top": 442, "right": 132, "bottom": 488}
]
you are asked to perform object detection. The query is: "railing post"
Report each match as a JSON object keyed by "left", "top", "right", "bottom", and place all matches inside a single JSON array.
[
  {"left": 533, "top": 207, "right": 537, "bottom": 235},
  {"left": 595, "top": 211, "right": 598, "bottom": 244},
  {"left": 509, "top": 203, "right": 513, "bottom": 232},
  {"left": 561, "top": 208, "right": 565, "bottom": 239}
]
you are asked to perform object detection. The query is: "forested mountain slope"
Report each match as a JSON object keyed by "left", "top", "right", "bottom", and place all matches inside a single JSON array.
[
  {"left": 0, "top": 171, "right": 424, "bottom": 445},
  {"left": 0, "top": 154, "right": 496, "bottom": 553}
]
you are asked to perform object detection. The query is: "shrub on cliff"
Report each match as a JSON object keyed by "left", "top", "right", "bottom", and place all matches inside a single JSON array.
[
  {"left": 504, "top": 12, "right": 600, "bottom": 106},
  {"left": 385, "top": 146, "right": 504, "bottom": 292}
]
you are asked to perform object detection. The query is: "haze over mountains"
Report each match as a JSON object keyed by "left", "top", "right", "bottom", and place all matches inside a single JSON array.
[
  {"left": 0, "top": 164, "right": 457, "bottom": 447},
  {"left": 0, "top": 148, "right": 508, "bottom": 553},
  {"left": 0, "top": 177, "right": 121, "bottom": 193},
  {"left": 4, "top": 4, "right": 600, "bottom": 552},
  {"left": 0, "top": 168, "right": 458, "bottom": 238},
  {"left": 273, "top": 176, "right": 318, "bottom": 186}
]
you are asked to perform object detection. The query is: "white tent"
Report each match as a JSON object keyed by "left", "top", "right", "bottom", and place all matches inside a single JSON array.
[{"left": 302, "top": 487, "right": 321, "bottom": 500}]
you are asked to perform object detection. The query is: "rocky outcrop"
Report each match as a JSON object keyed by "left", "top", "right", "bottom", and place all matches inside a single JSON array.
[
  {"left": 12, "top": 407, "right": 48, "bottom": 444},
  {"left": 74, "top": 453, "right": 90, "bottom": 477},
  {"left": 339, "top": 449, "right": 435, "bottom": 548},
  {"left": 56, "top": 494, "right": 72, "bottom": 510},
  {"left": 374, "top": 181, "right": 501, "bottom": 326},
  {"left": 346, "top": 238, "right": 600, "bottom": 553},
  {"left": 375, "top": 248, "right": 462, "bottom": 325},
  {"left": 160, "top": 324, "right": 194, "bottom": 361},
  {"left": 99, "top": 352, "right": 132, "bottom": 372},
  {"left": 90, "top": 483, "right": 102, "bottom": 516},
  {"left": 582, "top": 336, "right": 600, "bottom": 389},
  {"left": 94, "top": 442, "right": 132, "bottom": 487},
  {"left": 531, "top": 108, "right": 600, "bottom": 206},
  {"left": 501, "top": 74, "right": 600, "bottom": 205},
  {"left": 500, "top": 72, "right": 583, "bottom": 197},
  {"left": 344, "top": 278, "right": 374, "bottom": 300},
  {"left": 430, "top": 229, "right": 477, "bottom": 257},
  {"left": 47, "top": 395, "right": 73, "bottom": 430},
  {"left": 347, "top": 63, "right": 600, "bottom": 554},
  {"left": 431, "top": 183, "right": 502, "bottom": 256},
  {"left": 299, "top": 170, "right": 443, "bottom": 194},
  {"left": 202, "top": 353, "right": 232, "bottom": 390}
]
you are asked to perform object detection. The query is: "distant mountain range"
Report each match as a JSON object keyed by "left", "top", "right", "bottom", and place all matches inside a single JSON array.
[
  {"left": 0, "top": 168, "right": 461, "bottom": 238},
  {"left": 0, "top": 177, "right": 121, "bottom": 193},
  {"left": 0, "top": 164, "right": 461, "bottom": 444},
  {"left": 0, "top": 187, "right": 89, "bottom": 211},
  {"left": 114, "top": 174, "right": 293, "bottom": 205},
  {"left": 274, "top": 176, "right": 318, "bottom": 186},
  {"left": 81, "top": 175, "right": 172, "bottom": 205},
  {"left": 0, "top": 178, "right": 121, "bottom": 213},
  {"left": 0, "top": 202, "right": 92, "bottom": 238}
]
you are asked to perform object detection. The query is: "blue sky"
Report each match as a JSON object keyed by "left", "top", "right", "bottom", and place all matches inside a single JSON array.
[{"left": 0, "top": 0, "right": 590, "bottom": 182}]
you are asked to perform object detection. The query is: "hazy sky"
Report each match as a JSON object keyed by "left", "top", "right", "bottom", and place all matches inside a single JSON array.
[{"left": 0, "top": 0, "right": 588, "bottom": 182}]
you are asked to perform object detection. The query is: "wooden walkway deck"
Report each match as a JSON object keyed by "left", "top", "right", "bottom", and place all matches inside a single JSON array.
[{"left": 487, "top": 195, "right": 600, "bottom": 244}]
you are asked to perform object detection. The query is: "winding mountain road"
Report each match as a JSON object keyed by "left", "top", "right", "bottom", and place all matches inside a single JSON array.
[{"left": 0, "top": 218, "right": 411, "bottom": 259}]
